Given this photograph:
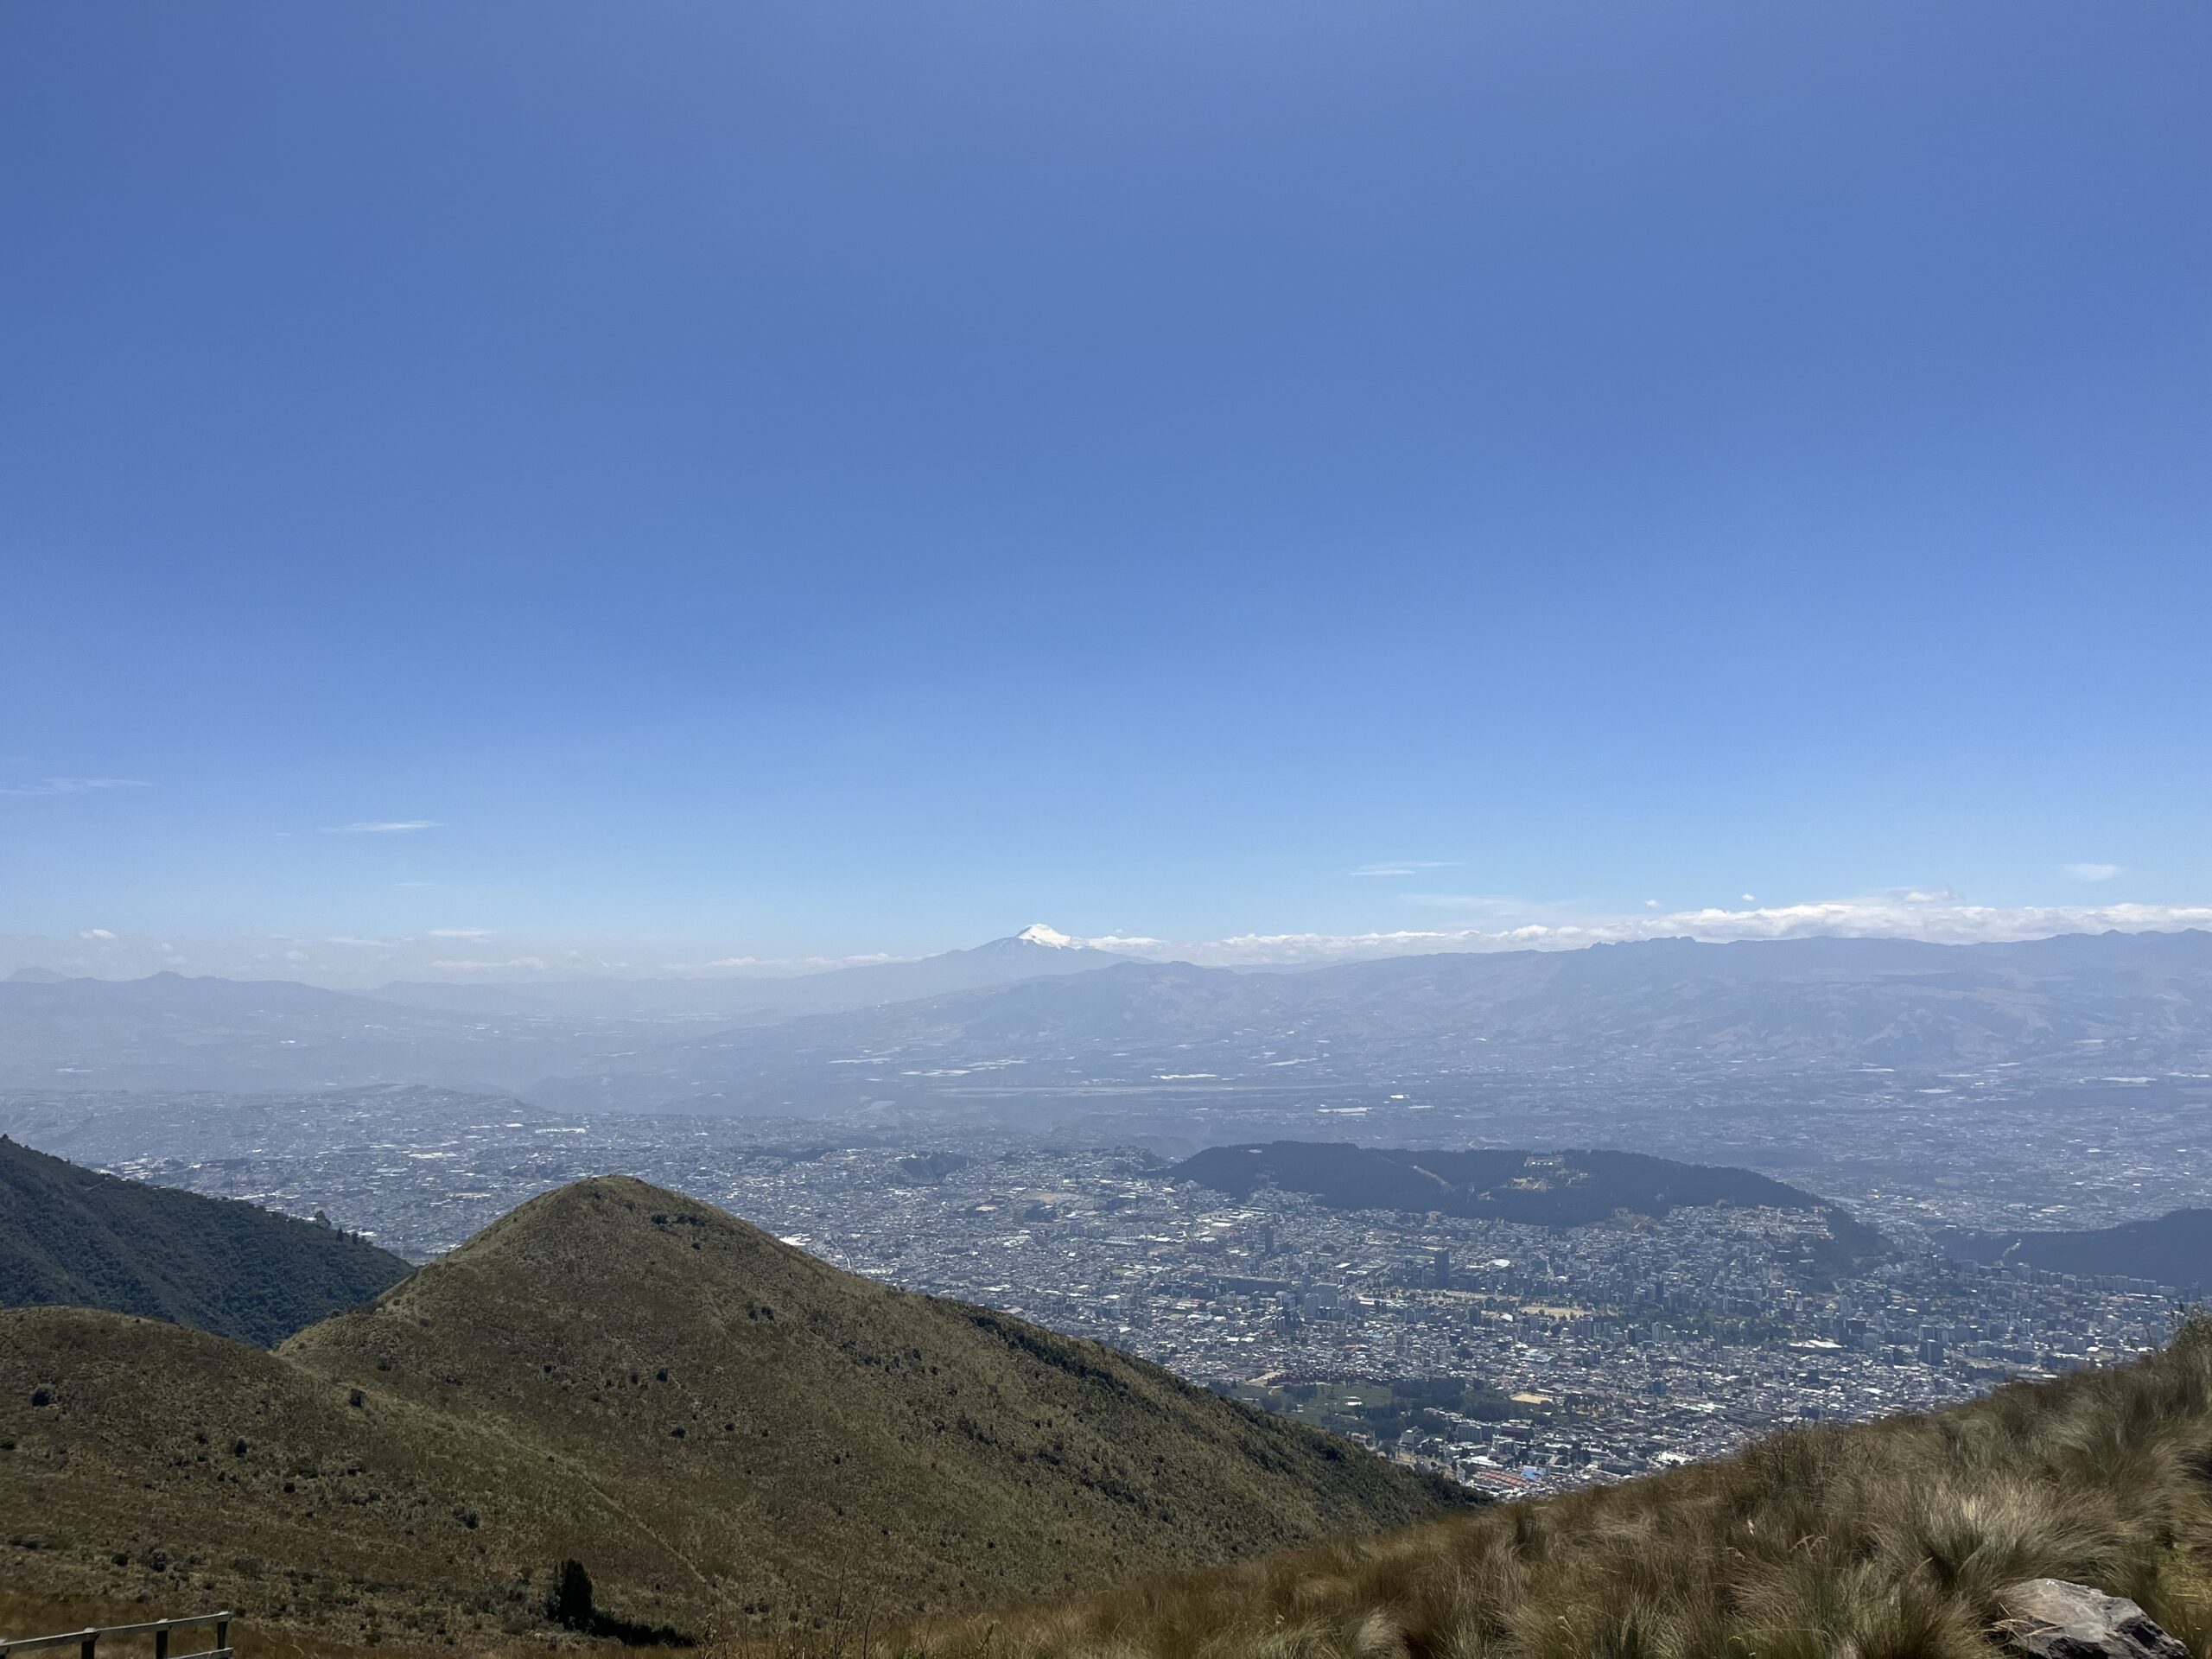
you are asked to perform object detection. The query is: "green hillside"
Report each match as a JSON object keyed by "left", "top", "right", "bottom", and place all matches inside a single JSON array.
[
  {"left": 0, "top": 1135, "right": 411, "bottom": 1345},
  {"left": 1177, "top": 1141, "right": 1837, "bottom": 1225},
  {"left": 1173, "top": 1142, "right": 1888, "bottom": 1274},
  {"left": 0, "top": 1176, "right": 1469, "bottom": 1649},
  {"left": 784, "top": 1315, "right": 2212, "bottom": 1659},
  {"left": 1942, "top": 1207, "right": 2212, "bottom": 1294}
]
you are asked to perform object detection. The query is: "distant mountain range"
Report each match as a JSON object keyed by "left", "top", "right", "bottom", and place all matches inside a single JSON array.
[
  {"left": 527, "top": 928, "right": 2212, "bottom": 1114},
  {"left": 0, "top": 1175, "right": 1468, "bottom": 1646},
  {"left": 365, "top": 922, "right": 1126, "bottom": 1023},
  {"left": 1939, "top": 1207, "right": 2212, "bottom": 1294},
  {"left": 3, "top": 928, "right": 2209, "bottom": 1106},
  {"left": 1172, "top": 1141, "right": 1888, "bottom": 1276},
  {"left": 736, "top": 920, "right": 1128, "bottom": 1008},
  {"left": 0, "top": 1136, "right": 411, "bottom": 1344},
  {"left": 0, "top": 925, "right": 1134, "bottom": 1093},
  {"left": 0, "top": 967, "right": 601, "bottom": 1092}
]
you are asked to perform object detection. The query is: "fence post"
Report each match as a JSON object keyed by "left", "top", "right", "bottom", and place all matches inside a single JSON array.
[
  {"left": 79, "top": 1635, "right": 95, "bottom": 1659},
  {"left": 153, "top": 1632, "right": 168, "bottom": 1659},
  {"left": 213, "top": 1622, "right": 228, "bottom": 1656}
]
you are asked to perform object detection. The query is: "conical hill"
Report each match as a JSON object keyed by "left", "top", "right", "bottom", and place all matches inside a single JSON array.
[{"left": 2, "top": 1177, "right": 1471, "bottom": 1648}]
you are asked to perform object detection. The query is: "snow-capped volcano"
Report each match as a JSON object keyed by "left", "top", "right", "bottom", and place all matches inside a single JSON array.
[{"left": 673, "top": 925, "right": 1129, "bottom": 1013}]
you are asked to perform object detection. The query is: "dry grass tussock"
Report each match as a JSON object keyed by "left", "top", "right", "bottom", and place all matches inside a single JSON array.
[{"left": 751, "top": 1314, "right": 2212, "bottom": 1659}]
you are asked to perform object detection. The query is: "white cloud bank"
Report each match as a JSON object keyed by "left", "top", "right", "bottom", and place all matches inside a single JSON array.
[{"left": 1085, "top": 896, "right": 2212, "bottom": 966}]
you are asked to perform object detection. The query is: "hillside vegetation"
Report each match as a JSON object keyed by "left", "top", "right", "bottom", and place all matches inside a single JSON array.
[
  {"left": 771, "top": 1316, "right": 2212, "bottom": 1659},
  {"left": 1173, "top": 1143, "right": 1840, "bottom": 1226},
  {"left": 0, "top": 1178, "right": 1467, "bottom": 1649},
  {"left": 1943, "top": 1207, "right": 2212, "bottom": 1297},
  {"left": 1173, "top": 1142, "right": 1888, "bottom": 1276},
  {"left": 0, "top": 1135, "right": 411, "bottom": 1345}
]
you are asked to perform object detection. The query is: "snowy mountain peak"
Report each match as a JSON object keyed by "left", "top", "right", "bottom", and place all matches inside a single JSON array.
[{"left": 1014, "top": 923, "right": 1083, "bottom": 950}]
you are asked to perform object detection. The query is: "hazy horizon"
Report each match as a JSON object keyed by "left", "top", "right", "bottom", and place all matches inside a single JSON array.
[{"left": 10, "top": 903, "right": 2212, "bottom": 988}]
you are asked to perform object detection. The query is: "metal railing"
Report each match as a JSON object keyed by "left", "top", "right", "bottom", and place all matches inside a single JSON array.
[{"left": 0, "top": 1613, "right": 234, "bottom": 1659}]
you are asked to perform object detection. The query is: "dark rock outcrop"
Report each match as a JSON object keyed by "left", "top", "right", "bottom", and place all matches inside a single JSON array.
[{"left": 1996, "top": 1580, "right": 2188, "bottom": 1659}]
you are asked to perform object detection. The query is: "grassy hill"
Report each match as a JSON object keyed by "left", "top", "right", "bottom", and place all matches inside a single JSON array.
[
  {"left": 0, "top": 1176, "right": 1468, "bottom": 1649},
  {"left": 0, "top": 1135, "right": 411, "bottom": 1345},
  {"left": 1173, "top": 1142, "right": 1889, "bottom": 1275},
  {"left": 766, "top": 1315, "right": 2212, "bottom": 1659},
  {"left": 1942, "top": 1207, "right": 2212, "bottom": 1296}
]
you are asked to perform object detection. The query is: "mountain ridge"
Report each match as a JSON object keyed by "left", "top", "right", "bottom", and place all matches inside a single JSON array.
[
  {"left": 360, "top": 925, "right": 1127, "bottom": 1022},
  {"left": 1939, "top": 1206, "right": 2212, "bottom": 1294},
  {"left": 0, "top": 1174, "right": 1470, "bottom": 1646},
  {"left": 9, "top": 928, "right": 2209, "bottom": 1103},
  {"left": 0, "top": 1135, "right": 412, "bottom": 1345},
  {"left": 525, "top": 928, "right": 2212, "bottom": 1114},
  {"left": 1169, "top": 1141, "right": 1889, "bottom": 1277},
  {"left": 785, "top": 1319, "right": 2212, "bottom": 1658}
]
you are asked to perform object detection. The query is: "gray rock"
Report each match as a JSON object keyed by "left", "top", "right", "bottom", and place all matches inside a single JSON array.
[{"left": 1996, "top": 1579, "right": 2189, "bottom": 1659}]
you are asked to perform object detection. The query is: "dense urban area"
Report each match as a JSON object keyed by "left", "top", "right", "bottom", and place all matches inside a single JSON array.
[{"left": 3, "top": 1077, "right": 2190, "bottom": 1503}]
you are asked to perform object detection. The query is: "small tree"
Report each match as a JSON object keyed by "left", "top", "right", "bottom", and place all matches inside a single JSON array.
[{"left": 549, "top": 1560, "right": 594, "bottom": 1630}]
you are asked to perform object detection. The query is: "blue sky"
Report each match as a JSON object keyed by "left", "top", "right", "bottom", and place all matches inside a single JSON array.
[{"left": 3, "top": 2, "right": 2208, "bottom": 976}]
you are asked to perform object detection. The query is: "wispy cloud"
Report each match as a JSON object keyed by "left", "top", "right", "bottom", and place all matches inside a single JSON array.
[
  {"left": 1352, "top": 861, "right": 1461, "bottom": 877},
  {"left": 322, "top": 820, "right": 442, "bottom": 835},
  {"left": 429, "top": 927, "right": 492, "bottom": 938},
  {"left": 1, "top": 777, "right": 153, "bottom": 798},
  {"left": 2063, "top": 862, "right": 2122, "bottom": 882},
  {"left": 79, "top": 927, "right": 117, "bottom": 941},
  {"left": 1401, "top": 893, "right": 1526, "bottom": 913}
]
